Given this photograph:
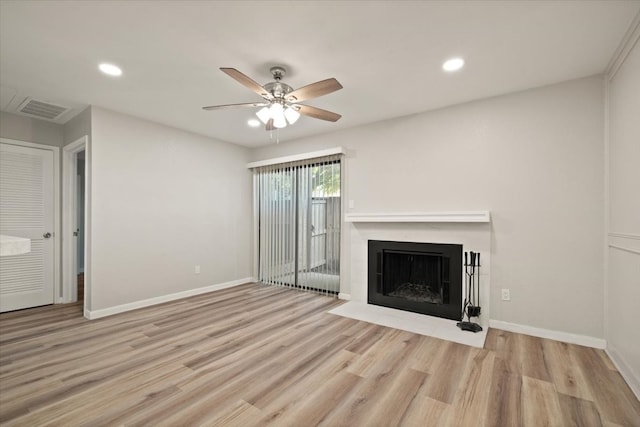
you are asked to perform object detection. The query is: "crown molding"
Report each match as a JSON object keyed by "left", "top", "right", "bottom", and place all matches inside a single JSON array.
[{"left": 605, "top": 9, "right": 640, "bottom": 80}]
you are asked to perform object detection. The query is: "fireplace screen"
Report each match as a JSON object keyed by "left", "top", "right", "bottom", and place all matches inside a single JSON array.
[
  {"left": 368, "top": 240, "right": 462, "bottom": 321},
  {"left": 383, "top": 251, "right": 448, "bottom": 304}
]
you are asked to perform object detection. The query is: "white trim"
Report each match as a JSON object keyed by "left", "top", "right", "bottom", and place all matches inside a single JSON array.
[
  {"left": 0, "top": 138, "right": 61, "bottom": 304},
  {"left": 53, "top": 141, "right": 61, "bottom": 303},
  {"left": 62, "top": 136, "right": 88, "bottom": 305},
  {"left": 61, "top": 145, "right": 75, "bottom": 302},
  {"left": 85, "top": 277, "right": 254, "bottom": 319},
  {"left": 608, "top": 244, "right": 640, "bottom": 256},
  {"left": 603, "top": 16, "right": 640, "bottom": 389},
  {"left": 609, "top": 232, "right": 640, "bottom": 240},
  {"left": 345, "top": 211, "right": 491, "bottom": 223},
  {"left": 338, "top": 292, "right": 351, "bottom": 301},
  {"left": 489, "top": 319, "right": 606, "bottom": 349},
  {"left": 606, "top": 345, "right": 640, "bottom": 400},
  {"left": 603, "top": 72, "right": 611, "bottom": 350},
  {"left": 0, "top": 137, "right": 57, "bottom": 151},
  {"left": 339, "top": 155, "right": 349, "bottom": 297},
  {"left": 247, "top": 147, "right": 345, "bottom": 169},
  {"left": 84, "top": 139, "right": 92, "bottom": 315},
  {"left": 605, "top": 10, "right": 640, "bottom": 80}
]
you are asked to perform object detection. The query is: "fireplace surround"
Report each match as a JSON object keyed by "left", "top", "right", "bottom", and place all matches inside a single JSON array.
[
  {"left": 368, "top": 240, "right": 463, "bottom": 321},
  {"left": 345, "top": 211, "right": 491, "bottom": 328}
]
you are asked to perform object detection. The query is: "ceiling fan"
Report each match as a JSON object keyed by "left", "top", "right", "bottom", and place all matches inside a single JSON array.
[{"left": 202, "top": 66, "right": 343, "bottom": 131}]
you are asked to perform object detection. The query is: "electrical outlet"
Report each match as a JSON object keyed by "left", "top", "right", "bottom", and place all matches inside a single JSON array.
[
  {"left": 348, "top": 199, "right": 354, "bottom": 209},
  {"left": 195, "top": 265, "right": 200, "bottom": 274},
  {"left": 501, "top": 288, "right": 510, "bottom": 301}
]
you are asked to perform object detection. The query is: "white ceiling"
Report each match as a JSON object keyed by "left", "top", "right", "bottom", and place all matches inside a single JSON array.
[{"left": 1, "top": 1, "right": 638, "bottom": 147}]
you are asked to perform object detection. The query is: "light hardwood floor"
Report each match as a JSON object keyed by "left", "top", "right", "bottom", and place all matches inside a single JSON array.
[{"left": 0, "top": 283, "right": 638, "bottom": 426}]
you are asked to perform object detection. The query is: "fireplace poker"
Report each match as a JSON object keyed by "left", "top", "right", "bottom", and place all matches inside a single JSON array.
[
  {"left": 476, "top": 252, "right": 481, "bottom": 313},
  {"left": 467, "top": 252, "right": 481, "bottom": 318},
  {"left": 457, "top": 251, "right": 483, "bottom": 333}
]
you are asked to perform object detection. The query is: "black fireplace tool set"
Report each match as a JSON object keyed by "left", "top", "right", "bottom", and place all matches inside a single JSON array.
[{"left": 457, "top": 251, "right": 483, "bottom": 333}]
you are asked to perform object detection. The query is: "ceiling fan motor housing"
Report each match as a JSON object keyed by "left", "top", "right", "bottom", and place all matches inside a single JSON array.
[
  {"left": 265, "top": 66, "right": 292, "bottom": 101},
  {"left": 264, "top": 81, "right": 293, "bottom": 100},
  {"left": 270, "top": 66, "right": 286, "bottom": 80}
]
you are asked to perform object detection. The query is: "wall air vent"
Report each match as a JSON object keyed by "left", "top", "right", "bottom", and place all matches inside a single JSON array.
[{"left": 17, "top": 97, "right": 71, "bottom": 122}]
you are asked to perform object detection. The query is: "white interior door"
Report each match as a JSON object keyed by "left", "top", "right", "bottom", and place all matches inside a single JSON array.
[{"left": 0, "top": 143, "right": 55, "bottom": 312}]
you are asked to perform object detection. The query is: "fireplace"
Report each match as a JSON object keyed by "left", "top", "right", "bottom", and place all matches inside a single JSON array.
[{"left": 368, "top": 240, "right": 463, "bottom": 321}]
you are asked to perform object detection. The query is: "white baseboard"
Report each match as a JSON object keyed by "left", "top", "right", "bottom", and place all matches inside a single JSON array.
[
  {"left": 85, "top": 277, "right": 254, "bottom": 320},
  {"left": 489, "top": 319, "right": 606, "bottom": 349},
  {"left": 605, "top": 345, "right": 640, "bottom": 400},
  {"left": 338, "top": 292, "right": 351, "bottom": 301}
]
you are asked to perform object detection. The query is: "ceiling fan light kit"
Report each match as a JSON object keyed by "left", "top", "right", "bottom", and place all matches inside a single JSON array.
[
  {"left": 270, "top": 103, "right": 287, "bottom": 128},
  {"left": 256, "top": 106, "right": 271, "bottom": 124},
  {"left": 203, "top": 65, "right": 343, "bottom": 134},
  {"left": 284, "top": 106, "right": 300, "bottom": 124},
  {"left": 255, "top": 103, "right": 300, "bottom": 128}
]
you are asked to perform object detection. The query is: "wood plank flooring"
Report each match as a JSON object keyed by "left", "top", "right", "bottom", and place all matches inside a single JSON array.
[
  {"left": 77, "top": 273, "right": 84, "bottom": 303},
  {"left": 0, "top": 283, "right": 638, "bottom": 426}
]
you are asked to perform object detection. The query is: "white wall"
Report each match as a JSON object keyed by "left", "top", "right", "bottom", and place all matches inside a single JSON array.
[
  {"left": 252, "top": 76, "right": 605, "bottom": 339},
  {"left": 64, "top": 107, "right": 91, "bottom": 145},
  {"left": 0, "top": 111, "right": 64, "bottom": 146},
  {"left": 606, "top": 34, "right": 640, "bottom": 396},
  {"left": 89, "top": 107, "right": 252, "bottom": 311}
]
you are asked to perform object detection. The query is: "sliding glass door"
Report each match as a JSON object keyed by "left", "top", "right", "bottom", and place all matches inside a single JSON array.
[{"left": 255, "top": 155, "right": 340, "bottom": 295}]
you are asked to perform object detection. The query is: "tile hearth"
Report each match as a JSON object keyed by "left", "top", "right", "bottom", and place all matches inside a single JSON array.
[{"left": 329, "top": 301, "right": 487, "bottom": 348}]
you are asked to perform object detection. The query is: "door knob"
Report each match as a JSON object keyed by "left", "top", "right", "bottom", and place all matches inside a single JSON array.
[{"left": 43, "top": 232, "right": 52, "bottom": 238}]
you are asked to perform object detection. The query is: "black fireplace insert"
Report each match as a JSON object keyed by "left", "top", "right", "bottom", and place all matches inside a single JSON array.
[{"left": 368, "top": 240, "right": 462, "bottom": 321}]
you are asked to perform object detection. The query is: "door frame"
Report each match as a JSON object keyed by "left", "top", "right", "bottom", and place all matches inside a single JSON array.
[
  {"left": 248, "top": 147, "right": 346, "bottom": 282},
  {"left": 0, "top": 137, "right": 61, "bottom": 304},
  {"left": 62, "top": 136, "right": 89, "bottom": 311}
]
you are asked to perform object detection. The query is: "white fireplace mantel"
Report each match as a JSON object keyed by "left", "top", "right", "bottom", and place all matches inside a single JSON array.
[
  {"left": 345, "top": 211, "right": 491, "bottom": 223},
  {"left": 345, "top": 210, "right": 492, "bottom": 332}
]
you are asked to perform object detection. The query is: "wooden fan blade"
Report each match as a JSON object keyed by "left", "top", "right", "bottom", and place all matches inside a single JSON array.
[
  {"left": 285, "top": 78, "right": 342, "bottom": 103},
  {"left": 202, "top": 102, "right": 268, "bottom": 111},
  {"left": 220, "top": 68, "right": 272, "bottom": 100},
  {"left": 296, "top": 104, "right": 342, "bottom": 122},
  {"left": 265, "top": 118, "right": 275, "bottom": 131}
]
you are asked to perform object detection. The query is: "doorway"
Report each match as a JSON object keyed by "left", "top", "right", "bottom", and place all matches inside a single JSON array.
[
  {"left": 75, "top": 150, "right": 86, "bottom": 303},
  {"left": 62, "top": 136, "right": 88, "bottom": 312}
]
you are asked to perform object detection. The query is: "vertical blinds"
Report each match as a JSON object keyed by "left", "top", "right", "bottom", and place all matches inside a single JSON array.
[{"left": 254, "top": 154, "right": 341, "bottom": 296}]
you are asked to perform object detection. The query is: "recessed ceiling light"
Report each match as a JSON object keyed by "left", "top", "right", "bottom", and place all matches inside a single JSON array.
[
  {"left": 99, "top": 63, "right": 122, "bottom": 76},
  {"left": 247, "top": 119, "right": 261, "bottom": 127},
  {"left": 442, "top": 58, "right": 465, "bottom": 72}
]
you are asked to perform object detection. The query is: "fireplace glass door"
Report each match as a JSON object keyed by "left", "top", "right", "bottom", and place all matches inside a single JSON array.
[
  {"left": 382, "top": 250, "right": 448, "bottom": 305},
  {"left": 368, "top": 240, "right": 462, "bottom": 320}
]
